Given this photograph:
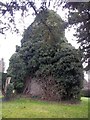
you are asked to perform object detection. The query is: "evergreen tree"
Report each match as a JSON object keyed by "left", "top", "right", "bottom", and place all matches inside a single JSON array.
[{"left": 64, "top": 2, "right": 90, "bottom": 70}]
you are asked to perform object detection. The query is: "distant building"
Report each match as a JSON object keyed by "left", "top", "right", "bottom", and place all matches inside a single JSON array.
[
  {"left": 87, "top": 70, "right": 90, "bottom": 81},
  {"left": 85, "top": 59, "right": 90, "bottom": 81},
  {"left": 0, "top": 58, "right": 5, "bottom": 73}
]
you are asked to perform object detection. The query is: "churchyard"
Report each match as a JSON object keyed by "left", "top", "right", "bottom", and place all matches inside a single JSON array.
[{"left": 2, "top": 97, "right": 89, "bottom": 118}]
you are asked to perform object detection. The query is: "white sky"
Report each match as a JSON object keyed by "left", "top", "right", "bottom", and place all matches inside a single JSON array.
[{"left": 0, "top": 1, "right": 88, "bottom": 80}]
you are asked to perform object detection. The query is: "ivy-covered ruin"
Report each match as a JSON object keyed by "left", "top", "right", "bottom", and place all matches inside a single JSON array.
[{"left": 7, "top": 10, "right": 84, "bottom": 101}]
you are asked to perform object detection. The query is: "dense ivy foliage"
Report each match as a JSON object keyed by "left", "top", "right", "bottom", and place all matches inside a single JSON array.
[
  {"left": 7, "top": 10, "right": 83, "bottom": 101},
  {"left": 7, "top": 53, "right": 26, "bottom": 93}
]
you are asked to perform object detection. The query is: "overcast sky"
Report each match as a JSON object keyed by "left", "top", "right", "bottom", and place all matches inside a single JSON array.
[{"left": 0, "top": 1, "right": 88, "bottom": 80}]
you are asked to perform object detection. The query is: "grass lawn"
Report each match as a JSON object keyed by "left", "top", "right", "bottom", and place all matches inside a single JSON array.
[{"left": 2, "top": 97, "right": 89, "bottom": 118}]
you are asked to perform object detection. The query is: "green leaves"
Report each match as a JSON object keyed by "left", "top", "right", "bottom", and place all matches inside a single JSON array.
[
  {"left": 5, "top": 83, "right": 14, "bottom": 100},
  {"left": 8, "top": 10, "right": 83, "bottom": 101},
  {"left": 7, "top": 53, "right": 27, "bottom": 93},
  {"left": 65, "top": 2, "right": 90, "bottom": 69}
]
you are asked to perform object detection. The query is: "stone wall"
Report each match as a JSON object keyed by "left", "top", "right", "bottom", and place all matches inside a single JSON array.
[
  {"left": 24, "top": 77, "right": 61, "bottom": 101},
  {"left": 30, "top": 79, "right": 43, "bottom": 97}
]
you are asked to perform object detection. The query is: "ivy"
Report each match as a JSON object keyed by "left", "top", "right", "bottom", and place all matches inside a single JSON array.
[{"left": 7, "top": 10, "right": 83, "bottom": 101}]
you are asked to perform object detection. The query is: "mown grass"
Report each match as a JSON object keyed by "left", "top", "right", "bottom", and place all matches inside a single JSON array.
[{"left": 2, "top": 97, "right": 89, "bottom": 118}]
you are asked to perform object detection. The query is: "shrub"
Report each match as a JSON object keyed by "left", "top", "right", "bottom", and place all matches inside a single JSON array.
[
  {"left": 15, "top": 82, "right": 24, "bottom": 93},
  {"left": 5, "top": 83, "right": 14, "bottom": 100},
  {"left": 2, "top": 73, "right": 7, "bottom": 92}
]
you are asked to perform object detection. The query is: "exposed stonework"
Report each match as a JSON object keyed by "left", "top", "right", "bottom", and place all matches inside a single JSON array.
[
  {"left": 30, "top": 79, "right": 43, "bottom": 97},
  {"left": 23, "top": 78, "right": 43, "bottom": 97},
  {"left": 23, "top": 76, "right": 61, "bottom": 101}
]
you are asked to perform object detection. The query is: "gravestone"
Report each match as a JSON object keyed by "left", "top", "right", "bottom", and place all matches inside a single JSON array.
[{"left": 4, "top": 77, "right": 11, "bottom": 93}]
